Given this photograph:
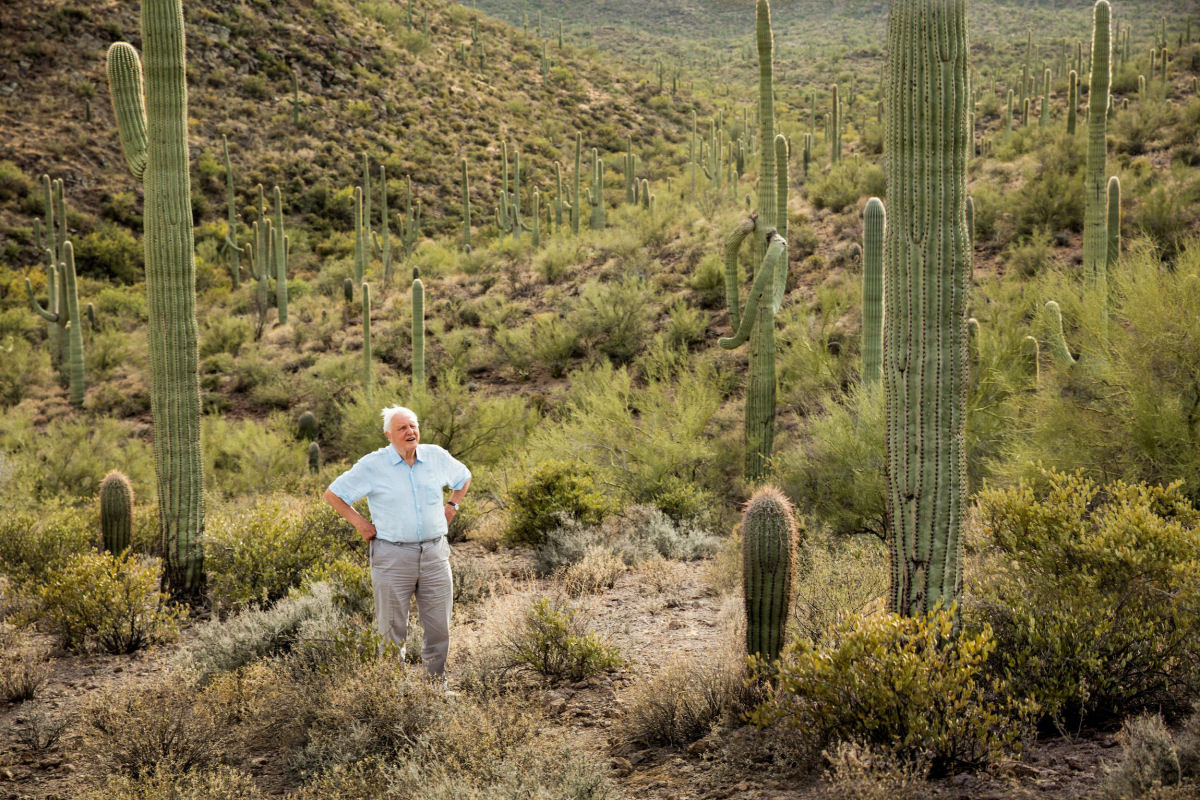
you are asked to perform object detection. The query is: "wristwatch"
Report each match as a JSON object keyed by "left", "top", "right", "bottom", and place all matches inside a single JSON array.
[{"left": 446, "top": 501, "right": 459, "bottom": 510}]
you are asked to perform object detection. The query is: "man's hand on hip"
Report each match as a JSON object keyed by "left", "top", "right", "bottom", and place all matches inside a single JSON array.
[
  {"left": 443, "top": 504, "right": 457, "bottom": 525},
  {"left": 356, "top": 521, "right": 377, "bottom": 542}
]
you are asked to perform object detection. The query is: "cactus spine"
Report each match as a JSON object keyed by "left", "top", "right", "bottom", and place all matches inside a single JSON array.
[
  {"left": 100, "top": 470, "right": 134, "bottom": 555},
  {"left": 1084, "top": 0, "right": 1111, "bottom": 331},
  {"left": 411, "top": 270, "right": 425, "bottom": 393},
  {"left": 883, "top": 0, "right": 970, "bottom": 616},
  {"left": 742, "top": 486, "right": 797, "bottom": 664},
  {"left": 106, "top": 0, "right": 205, "bottom": 597},
  {"left": 862, "top": 197, "right": 884, "bottom": 386}
]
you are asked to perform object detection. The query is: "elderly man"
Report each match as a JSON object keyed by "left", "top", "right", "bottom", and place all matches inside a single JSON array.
[{"left": 324, "top": 405, "right": 471, "bottom": 676}]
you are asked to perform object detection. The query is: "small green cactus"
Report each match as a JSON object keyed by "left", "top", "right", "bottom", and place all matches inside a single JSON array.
[
  {"left": 1044, "top": 300, "right": 1077, "bottom": 368},
  {"left": 298, "top": 411, "right": 317, "bottom": 441},
  {"left": 100, "top": 470, "right": 134, "bottom": 555},
  {"left": 742, "top": 485, "right": 797, "bottom": 665},
  {"left": 308, "top": 441, "right": 321, "bottom": 474}
]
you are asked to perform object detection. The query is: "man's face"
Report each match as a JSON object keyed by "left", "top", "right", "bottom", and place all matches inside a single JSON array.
[{"left": 385, "top": 414, "right": 420, "bottom": 453}]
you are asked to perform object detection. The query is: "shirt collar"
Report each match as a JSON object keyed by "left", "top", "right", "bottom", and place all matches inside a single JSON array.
[{"left": 387, "top": 444, "right": 423, "bottom": 465}]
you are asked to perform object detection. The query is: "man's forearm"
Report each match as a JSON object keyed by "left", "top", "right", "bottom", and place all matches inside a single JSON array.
[
  {"left": 448, "top": 478, "right": 471, "bottom": 506},
  {"left": 324, "top": 488, "right": 375, "bottom": 539}
]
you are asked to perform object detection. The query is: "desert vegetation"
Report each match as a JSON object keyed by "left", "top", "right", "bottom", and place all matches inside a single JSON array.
[{"left": 2, "top": 0, "right": 1200, "bottom": 797}]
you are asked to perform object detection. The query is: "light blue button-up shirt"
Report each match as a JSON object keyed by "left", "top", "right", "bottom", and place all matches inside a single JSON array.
[{"left": 328, "top": 443, "right": 471, "bottom": 543}]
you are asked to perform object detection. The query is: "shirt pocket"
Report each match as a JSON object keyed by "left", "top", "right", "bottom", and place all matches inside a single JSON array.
[{"left": 425, "top": 486, "right": 442, "bottom": 506}]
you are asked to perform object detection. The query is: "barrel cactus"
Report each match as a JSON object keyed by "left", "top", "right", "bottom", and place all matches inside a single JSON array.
[
  {"left": 882, "top": 0, "right": 970, "bottom": 616},
  {"left": 100, "top": 470, "right": 134, "bottom": 555},
  {"left": 106, "top": 0, "right": 205, "bottom": 597},
  {"left": 742, "top": 485, "right": 798, "bottom": 664}
]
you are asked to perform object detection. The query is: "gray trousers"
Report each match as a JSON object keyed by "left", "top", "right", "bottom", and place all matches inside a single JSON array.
[{"left": 369, "top": 536, "right": 453, "bottom": 675}]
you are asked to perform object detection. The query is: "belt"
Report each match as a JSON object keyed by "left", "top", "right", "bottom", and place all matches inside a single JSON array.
[{"left": 374, "top": 535, "right": 445, "bottom": 546}]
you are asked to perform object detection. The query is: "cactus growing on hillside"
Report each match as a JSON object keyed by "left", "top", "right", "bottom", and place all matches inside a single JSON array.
[
  {"left": 100, "top": 470, "right": 134, "bottom": 555},
  {"left": 1107, "top": 175, "right": 1120, "bottom": 270},
  {"left": 742, "top": 485, "right": 797, "bottom": 664},
  {"left": 830, "top": 83, "right": 841, "bottom": 164},
  {"left": 862, "top": 197, "right": 884, "bottom": 386},
  {"left": 353, "top": 186, "right": 365, "bottom": 288},
  {"left": 399, "top": 176, "right": 421, "bottom": 257},
  {"left": 1067, "top": 69, "right": 1078, "bottom": 134},
  {"left": 273, "top": 186, "right": 288, "bottom": 324},
  {"left": 377, "top": 165, "right": 393, "bottom": 283},
  {"left": 298, "top": 411, "right": 317, "bottom": 441},
  {"left": 308, "top": 441, "right": 320, "bottom": 474},
  {"left": 624, "top": 137, "right": 636, "bottom": 204},
  {"left": 26, "top": 241, "right": 84, "bottom": 407},
  {"left": 1084, "top": 0, "right": 1111, "bottom": 335},
  {"left": 222, "top": 136, "right": 240, "bottom": 288},
  {"left": 1044, "top": 300, "right": 1077, "bottom": 367},
  {"left": 882, "top": 0, "right": 970, "bottom": 617},
  {"left": 586, "top": 148, "right": 606, "bottom": 230},
  {"left": 411, "top": 269, "right": 425, "bottom": 393},
  {"left": 106, "top": 0, "right": 205, "bottom": 596},
  {"left": 362, "top": 282, "right": 372, "bottom": 397},
  {"left": 719, "top": 1, "right": 790, "bottom": 482}
]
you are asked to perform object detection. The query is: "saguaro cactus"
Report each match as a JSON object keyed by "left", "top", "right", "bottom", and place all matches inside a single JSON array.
[
  {"left": 411, "top": 268, "right": 425, "bottom": 393},
  {"left": 742, "top": 485, "right": 797, "bottom": 664},
  {"left": 1106, "top": 174, "right": 1120, "bottom": 271},
  {"left": 1067, "top": 69, "right": 1079, "bottom": 135},
  {"left": 719, "top": 1, "right": 790, "bottom": 483},
  {"left": 862, "top": 197, "right": 885, "bottom": 385},
  {"left": 1084, "top": 1, "right": 1111, "bottom": 325},
  {"left": 882, "top": 0, "right": 970, "bottom": 617},
  {"left": 107, "top": 0, "right": 205, "bottom": 597},
  {"left": 100, "top": 470, "right": 134, "bottom": 555},
  {"left": 362, "top": 281, "right": 372, "bottom": 397},
  {"left": 273, "top": 186, "right": 288, "bottom": 324},
  {"left": 26, "top": 241, "right": 84, "bottom": 407}
]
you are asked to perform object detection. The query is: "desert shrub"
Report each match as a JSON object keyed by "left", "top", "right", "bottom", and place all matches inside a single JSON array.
[
  {"left": 204, "top": 495, "right": 359, "bottom": 612},
  {"left": 571, "top": 277, "right": 650, "bottom": 365},
  {"left": 0, "top": 159, "right": 33, "bottom": 202},
  {"left": 300, "top": 555, "right": 373, "bottom": 617},
  {"left": 409, "top": 368, "right": 539, "bottom": 468},
  {"left": 624, "top": 648, "right": 749, "bottom": 747},
  {"left": 1100, "top": 714, "right": 1184, "bottom": 800},
  {"left": 664, "top": 300, "right": 707, "bottom": 350},
  {"left": 38, "top": 550, "right": 183, "bottom": 654},
  {"left": 561, "top": 546, "right": 624, "bottom": 596},
  {"left": 0, "top": 625, "right": 50, "bottom": 702},
  {"left": 806, "top": 157, "right": 885, "bottom": 212},
  {"left": 504, "top": 460, "right": 611, "bottom": 546},
  {"left": 76, "top": 671, "right": 227, "bottom": 778},
  {"left": 530, "top": 314, "right": 581, "bottom": 378},
  {"left": 500, "top": 596, "right": 624, "bottom": 682},
  {"left": 821, "top": 740, "right": 930, "bottom": 800},
  {"left": 752, "top": 608, "right": 1033, "bottom": 775},
  {"left": 1133, "top": 178, "right": 1200, "bottom": 260},
  {"left": 1004, "top": 228, "right": 1057, "bottom": 277},
  {"left": 970, "top": 472, "right": 1200, "bottom": 727},
  {"left": 791, "top": 534, "right": 888, "bottom": 645},
  {"left": 778, "top": 384, "right": 886, "bottom": 540},
  {"left": 0, "top": 502, "right": 95, "bottom": 583},
  {"left": 82, "top": 765, "right": 263, "bottom": 800},
  {"left": 690, "top": 251, "right": 725, "bottom": 308},
  {"left": 200, "top": 314, "right": 252, "bottom": 358},
  {"left": 1012, "top": 163, "right": 1083, "bottom": 237},
  {"left": 181, "top": 582, "right": 349, "bottom": 681},
  {"left": 0, "top": 335, "right": 51, "bottom": 406},
  {"left": 74, "top": 221, "right": 143, "bottom": 283},
  {"left": 203, "top": 415, "right": 312, "bottom": 498},
  {"left": 523, "top": 361, "right": 722, "bottom": 511}
]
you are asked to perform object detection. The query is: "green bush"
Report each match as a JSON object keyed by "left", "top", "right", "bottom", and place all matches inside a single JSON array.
[
  {"left": 38, "top": 550, "right": 183, "bottom": 654},
  {"left": 74, "top": 222, "right": 144, "bottom": 283},
  {"left": 806, "top": 157, "right": 885, "bottom": 213},
  {"left": 204, "top": 495, "right": 359, "bottom": 612},
  {"left": 504, "top": 460, "right": 610, "bottom": 546},
  {"left": 0, "top": 503, "right": 96, "bottom": 584},
  {"left": 970, "top": 471, "right": 1200, "bottom": 727},
  {"left": 1012, "top": 160, "right": 1083, "bottom": 236},
  {"left": 571, "top": 277, "right": 649, "bottom": 365},
  {"left": 203, "top": 415, "right": 313, "bottom": 498},
  {"left": 0, "top": 160, "right": 33, "bottom": 203},
  {"left": 0, "top": 335, "right": 51, "bottom": 406},
  {"left": 500, "top": 596, "right": 624, "bottom": 681},
  {"left": 751, "top": 608, "right": 1033, "bottom": 776},
  {"left": 1004, "top": 228, "right": 1057, "bottom": 277}
]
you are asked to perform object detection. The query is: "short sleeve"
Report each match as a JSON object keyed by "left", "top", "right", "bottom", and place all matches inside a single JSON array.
[
  {"left": 328, "top": 452, "right": 374, "bottom": 505},
  {"left": 439, "top": 447, "right": 471, "bottom": 491}
]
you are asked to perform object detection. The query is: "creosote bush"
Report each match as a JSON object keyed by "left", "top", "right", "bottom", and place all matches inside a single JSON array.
[
  {"left": 38, "top": 550, "right": 183, "bottom": 654},
  {"left": 970, "top": 471, "right": 1200, "bottom": 727},
  {"left": 750, "top": 608, "right": 1033, "bottom": 776},
  {"left": 624, "top": 647, "right": 750, "bottom": 748}
]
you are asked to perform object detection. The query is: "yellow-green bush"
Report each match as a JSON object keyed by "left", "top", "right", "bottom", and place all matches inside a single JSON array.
[
  {"left": 751, "top": 608, "right": 1032, "bottom": 775},
  {"left": 500, "top": 596, "right": 624, "bottom": 681},
  {"left": 38, "top": 550, "right": 183, "bottom": 654},
  {"left": 0, "top": 502, "right": 95, "bottom": 583},
  {"left": 503, "top": 460, "right": 610, "bottom": 546},
  {"left": 971, "top": 471, "right": 1200, "bottom": 727},
  {"left": 204, "top": 495, "right": 359, "bottom": 612}
]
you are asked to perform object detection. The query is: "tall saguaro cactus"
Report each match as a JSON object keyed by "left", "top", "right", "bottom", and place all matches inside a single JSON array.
[
  {"left": 719, "top": 1, "right": 789, "bottom": 483},
  {"left": 1084, "top": 1, "right": 1111, "bottom": 324},
  {"left": 106, "top": 0, "right": 205, "bottom": 597},
  {"left": 26, "top": 241, "right": 84, "bottom": 407},
  {"left": 411, "top": 268, "right": 425, "bottom": 393},
  {"left": 883, "top": 0, "right": 970, "bottom": 617},
  {"left": 862, "top": 197, "right": 885, "bottom": 385}
]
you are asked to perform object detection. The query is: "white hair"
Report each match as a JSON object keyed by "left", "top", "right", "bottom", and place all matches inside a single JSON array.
[{"left": 381, "top": 406, "right": 419, "bottom": 433}]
